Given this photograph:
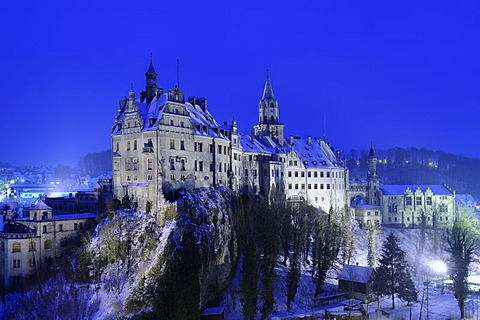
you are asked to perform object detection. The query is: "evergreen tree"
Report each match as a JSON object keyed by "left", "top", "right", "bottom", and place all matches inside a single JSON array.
[
  {"left": 340, "top": 205, "right": 354, "bottom": 265},
  {"left": 446, "top": 213, "right": 479, "bottom": 319},
  {"left": 373, "top": 232, "right": 417, "bottom": 309}
]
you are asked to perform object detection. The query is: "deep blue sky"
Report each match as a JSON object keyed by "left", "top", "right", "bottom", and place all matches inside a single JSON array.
[{"left": 1, "top": 1, "right": 480, "bottom": 166}]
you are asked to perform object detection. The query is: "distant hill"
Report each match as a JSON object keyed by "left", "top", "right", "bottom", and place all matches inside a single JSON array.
[
  {"left": 346, "top": 147, "right": 480, "bottom": 200},
  {"left": 77, "top": 149, "right": 112, "bottom": 177}
]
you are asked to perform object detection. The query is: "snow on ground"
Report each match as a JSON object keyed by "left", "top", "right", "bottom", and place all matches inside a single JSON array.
[{"left": 223, "top": 226, "right": 480, "bottom": 319}]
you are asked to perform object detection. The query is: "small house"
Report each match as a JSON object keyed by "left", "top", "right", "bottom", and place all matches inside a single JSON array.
[
  {"left": 338, "top": 264, "right": 374, "bottom": 302},
  {"left": 200, "top": 306, "right": 224, "bottom": 320}
]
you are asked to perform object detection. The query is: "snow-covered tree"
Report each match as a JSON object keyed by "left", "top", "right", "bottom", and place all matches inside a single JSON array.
[{"left": 373, "top": 232, "right": 417, "bottom": 309}]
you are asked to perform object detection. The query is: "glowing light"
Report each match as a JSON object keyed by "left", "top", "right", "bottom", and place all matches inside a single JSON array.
[
  {"left": 10, "top": 180, "right": 14, "bottom": 184},
  {"left": 431, "top": 260, "right": 447, "bottom": 274}
]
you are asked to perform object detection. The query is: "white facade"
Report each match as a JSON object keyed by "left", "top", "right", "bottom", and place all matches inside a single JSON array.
[{"left": 112, "top": 61, "right": 349, "bottom": 214}]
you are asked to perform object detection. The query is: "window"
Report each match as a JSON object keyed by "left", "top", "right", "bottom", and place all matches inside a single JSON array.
[
  {"left": 28, "top": 242, "right": 36, "bottom": 252},
  {"left": 1, "top": 242, "right": 4, "bottom": 252},
  {"left": 148, "top": 158, "right": 153, "bottom": 170},
  {"left": 406, "top": 197, "right": 412, "bottom": 206},
  {"left": 29, "top": 258, "right": 35, "bottom": 267},
  {"left": 209, "top": 144, "right": 214, "bottom": 153},
  {"left": 127, "top": 141, "right": 131, "bottom": 151},
  {"left": 74, "top": 223, "right": 78, "bottom": 230},
  {"left": 12, "top": 243, "right": 21, "bottom": 253},
  {"left": 301, "top": 184, "right": 305, "bottom": 189},
  {"left": 43, "top": 225, "right": 47, "bottom": 233},
  {"left": 44, "top": 240, "right": 53, "bottom": 249},
  {"left": 219, "top": 162, "right": 222, "bottom": 172},
  {"left": 199, "top": 161, "right": 203, "bottom": 172},
  {"left": 326, "top": 172, "right": 330, "bottom": 178},
  {"left": 314, "top": 171, "right": 318, "bottom": 178},
  {"left": 116, "top": 142, "right": 119, "bottom": 152},
  {"left": 416, "top": 196, "right": 422, "bottom": 205},
  {"left": 198, "top": 143, "right": 203, "bottom": 152},
  {"left": 194, "top": 142, "right": 197, "bottom": 152},
  {"left": 288, "top": 184, "right": 292, "bottom": 190},
  {"left": 148, "top": 174, "right": 153, "bottom": 180},
  {"left": 314, "top": 184, "right": 318, "bottom": 189},
  {"left": 170, "top": 158, "right": 175, "bottom": 170},
  {"left": 133, "top": 158, "right": 139, "bottom": 170},
  {"left": 308, "top": 172, "right": 311, "bottom": 178},
  {"left": 295, "top": 172, "right": 298, "bottom": 178},
  {"left": 327, "top": 184, "right": 330, "bottom": 189},
  {"left": 218, "top": 145, "right": 222, "bottom": 154},
  {"left": 181, "top": 159, "right": 186, "bottom": 170},
  {"left": 79, "top": 222, "right": 84, "bottom": 230},
  {"left": 180, "top": 140, "right": 185, "bottom": 150},
  {"left": 288, "top": 171, "right": 292, "bottom": 178},
  {"left": 320, "top": 184, "right": 324, "bottom": 189},
  {"left": 301, "top": 172, "right": 305, "bottom": 178},
  {"left": 13, "top": 259, "right": 20, "bottom": 268},
  {"left": 134, "top": 140, "right": 137, "bottom": 150},
  {"left": 295, "top": 184, "right": 299, "bottom": 190},
  {"left": 320, "top": 171, "right": 324, "bottom": 178},
  {"left": 194, "top": 160, "right": 198, "bottom": 171},
  {"left": 308, "top": 184, "right": 311, "bottom": 189},
  {"left": 439, "top": 204, "right": 448, "bottom": 213},
  {"left": 426, "top": 196, "right": 432, "bottom": 206},
  {"left": 59, "top": 224, "right": 63, "bottom": 232},
  {"left": 170, "top": 139, "right": 175, "bottom": 149}
]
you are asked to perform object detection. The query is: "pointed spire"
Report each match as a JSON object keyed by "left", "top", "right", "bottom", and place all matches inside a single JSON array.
[
  {"left": 146, "top": 53, "right": 157, "bottom": 75},
  {"left": 262, "top": 69, "right": 275, "bottom": 100},
  {"left": 369, "top": 142, "right": 376, "bottom": 158}
]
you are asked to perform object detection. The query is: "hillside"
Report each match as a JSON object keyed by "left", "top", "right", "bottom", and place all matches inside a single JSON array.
[{"left": 347, "top": 147, "right": 480, "bottom": 199}]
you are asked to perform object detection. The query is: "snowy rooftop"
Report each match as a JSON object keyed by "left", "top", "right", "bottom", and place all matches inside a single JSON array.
[
  {"left": 201, "top": 306, "right": 224, "bottom": 315},
  {"left": 16, "top": 213, "right": 98, "bottom": 221},
  {"left": 338, "top": 264, "right": 374, "bottom": 283},
  {"left": 289, "top": 138, "right": 344, "bottom": 169},
  {"left": 380, "top": 185, "right": 453, "bottom": 196},
  {"left": 456, "top": 194, "right": 477, "bottom": 207},
  {"left": 31, "top": 199, "right": 51, "bottom": 210}
]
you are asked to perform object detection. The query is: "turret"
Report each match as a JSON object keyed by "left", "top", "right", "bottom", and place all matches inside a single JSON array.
[{"left": 144, "top": 54, "right": 158, "bottom": 103}]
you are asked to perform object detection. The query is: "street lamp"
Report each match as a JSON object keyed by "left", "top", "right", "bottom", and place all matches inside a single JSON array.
[{"left": 431, "top": 260, "right": 448, "bottom": 294}]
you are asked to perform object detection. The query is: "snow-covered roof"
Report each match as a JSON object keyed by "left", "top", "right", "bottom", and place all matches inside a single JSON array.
[
  {"left": 289, "top": 138, "right": 344, "bottom": 169},
  {"left": 338, "top": 264, "right": 374, "bottom": 283},
  {"left": 16, "top": 213, "right": 98, "bottom": 221},
  {"left": 239, "top": 134, "right": 288, "bottom": 155},
  {"left": 201, "top": 307, "right": 224, "bottom": 315},
  {"left": 456, "top": 194, "right": 477, "bottom": 207},
  {"left": 380, "top": 185, "right": 453, "bottom": 196},
  {"left": 31, "top": 199, "right": 51, "bottom": 210}
]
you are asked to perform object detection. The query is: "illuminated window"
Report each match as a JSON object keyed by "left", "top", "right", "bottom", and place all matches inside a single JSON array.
[
  {"left": 28, "top": 242, "right": 36, "bottom": 252},
  {"left": 12, "top": 243, "right": 21, "bottom": 253}
]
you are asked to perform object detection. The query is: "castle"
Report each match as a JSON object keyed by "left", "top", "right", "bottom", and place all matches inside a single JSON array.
[
  {"left": 111, "top": 59, "right": 455, "bottom": 228},
  {"left": 111, "top": 59, "right": 349, "bottom": 214}
]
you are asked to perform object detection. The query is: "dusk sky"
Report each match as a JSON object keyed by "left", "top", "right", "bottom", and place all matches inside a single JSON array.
[{"left": 1, "top": 1, "right": 480, "bottom": 167}]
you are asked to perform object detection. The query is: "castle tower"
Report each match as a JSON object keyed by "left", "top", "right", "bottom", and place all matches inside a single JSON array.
[
  {"left": 144, "top": 54, "right": 158, "bottom": 104},
  {"left": 254, "top": 70, "right": 285, "bottom": 145},
  {"left": 367, "top": 142, "right": 380, "bottom": 205}
]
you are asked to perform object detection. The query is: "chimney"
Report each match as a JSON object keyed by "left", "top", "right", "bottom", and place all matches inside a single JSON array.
[
  {"left": 289, "top": 135, "right": 294, "bottom": 145},
  {"left": 196, "top": 97, "right": 207, "bottom": 112},
  {"left": 188, "top": 96, "right": 196, "bottom": 106},
  {"left": 251, "top": 129, "right": 255, "bottom": 143},
  {"left": 307, "top": 136, "right": 312, "bottom": 146}
]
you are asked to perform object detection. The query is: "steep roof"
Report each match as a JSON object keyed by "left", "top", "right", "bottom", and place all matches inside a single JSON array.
[
  {"left": 290, "top": 138, "right": 344, "bottom": 169},
  {"left": 338, "top": 265, "right": 374, "bottom": 283},
  {"left": 456, "top": 194, "right": 477, "bottom": 208},
  {"left": 369, "top": 142, "right": 376, "bottom": 158},
  {"left": 262, "top": 70, "right": 275, "bottom": 100},
  {"left": 380, "top": 185, "right": 453, "bottom": 196},
  {"left": 31, "top": 199, "right": 51, "bottom": 210}
]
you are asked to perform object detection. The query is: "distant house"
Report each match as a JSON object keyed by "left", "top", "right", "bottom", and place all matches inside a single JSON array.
[
  {"left": 338, "top": 264, "right": 374, "bottom": 302},
  {"left": 456, "top": 194, "right": 478, "bottom": 214}
]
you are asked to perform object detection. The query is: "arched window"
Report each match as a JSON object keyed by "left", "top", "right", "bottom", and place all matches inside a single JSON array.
[{"left": 28, "top": 242, "right": 36, "bottom": 251}]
